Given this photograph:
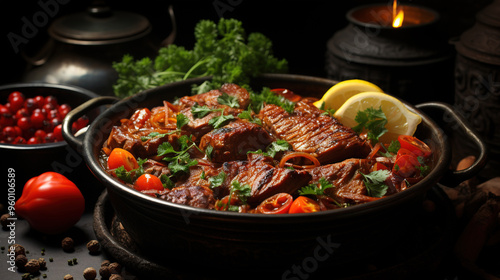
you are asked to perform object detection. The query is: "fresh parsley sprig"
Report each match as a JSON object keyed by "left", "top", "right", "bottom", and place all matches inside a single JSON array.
[
  {"left": 114, "top": 158, "right": 148, "bottom": 184},
  {"left": 353, "top": 106, "right": 388, "bottom": 143},
  {"left": 247, "top": 139, "right": 291, "bottom": 159},
  {"left": 191, "top": 103, "right": 235, "bottom": 129},
  {"left": 250, "top": 87, "right": 295, "bottom": 114},
  {"left": 298, "top": 178, "right": 334, "bottom": 196},
  {"left": 360, "top": 170, "right": 390, "bottom": 198}
]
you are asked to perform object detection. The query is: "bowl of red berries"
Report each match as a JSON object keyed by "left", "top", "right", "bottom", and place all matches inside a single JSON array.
[{"left": 0, "top": 83, "right": 98, "bottom": 200}]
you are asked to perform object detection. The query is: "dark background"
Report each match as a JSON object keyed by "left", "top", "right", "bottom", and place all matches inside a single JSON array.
[{"left": 0, "top": 0, "right": 493, "bottom": 85}]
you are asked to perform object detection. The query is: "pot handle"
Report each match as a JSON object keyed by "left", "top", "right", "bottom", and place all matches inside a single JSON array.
[
  {"left": 415, "top": 102, "right": 488, "bottom": 186},
  {"left": 62, "top": 96, "right": 119, "bottom": 153}
]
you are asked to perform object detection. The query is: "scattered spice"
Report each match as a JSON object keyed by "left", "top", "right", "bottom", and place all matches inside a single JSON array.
[
  {"left": 0, "top": 213, "right": 10, "bottom": 227},
  {"left": 21, "top": 273, "right": 31, "bottom": 280},
  {"left": 12, "top": 244, "right": 26, "bottom": 257},
  {"left": 38, "top": 258, "right": 47, "bottom": 270},
  {"left": 49, "top": 257, "right": 53, "bottom": 262},
  {"left": 108, "top": 262, "right": 122, "bottom": 275},
  {"left": 99, "top": 265, "right": 111, "bottom": 279},
  {"left": 63, "top": 274, "right": 74, "bottom": 280},
  {"left": 72, "top": 258, "right": 78, "bottom": 264},
  {"left": 109, "top": 274, "right": 124, "bottom": 280},
  {"left": 83, "top": 267, "right": 97, "bottom": 280},
  {"left": 61, "top": 237, "right": 74, "bottom": 252},
  {"left": 15, "top": 254, "right": 28, "bottom": 268},
  {"left": 42, "top": 274, "right": 47, "bottom": 278},
  {"left": 24, "top": 258, "right": 40, "bottom": 274},
  {"left": 86, "top": 240, "right": 100, "bottom": 254}
]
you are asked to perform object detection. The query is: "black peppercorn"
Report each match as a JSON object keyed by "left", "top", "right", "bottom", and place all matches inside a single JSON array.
[
  {"left": 109, "top": 274, "right": 124, "bottom": 280},
  {"left": 61, "top": 237, "right": 74, "bottom": 252},
  {"left": 24, "top": 259, "right": 40, "bottom": 274},
  {"left": 15, "top": 254, "right": 28, "bottom": 269},
  {"left": 99, "top": 266, "right": 111, "bottom": 279},
  {"left": 86, "top": 240, "right": 100, "bottom": 254},
  {"left": 38, "top": 258, "right": 46, "bottom": 270},
  {"left": 83, "top": 267, "right": 97, "bottom": 280},
  {"left": 107, "top": 262, "right": 122, "bottom": 275},
  {"left": 11, "top": 244, "right": 25, "bottom": 257},
  {"left": 0, "top": 213, "right": 10, "bottom": 228}
]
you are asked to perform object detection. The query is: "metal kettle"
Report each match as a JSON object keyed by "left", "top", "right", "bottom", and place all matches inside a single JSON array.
[{"left": 21, "top": 4, "right": 176, "bottom": 96}]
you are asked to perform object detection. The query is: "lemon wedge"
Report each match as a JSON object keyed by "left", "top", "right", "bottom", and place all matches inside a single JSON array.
[
  {"left": 314, "top": 79, "right": 383, "bottom": 110},
  {"left": 333, "top": 91, "right": 422, "bottom": 143}
]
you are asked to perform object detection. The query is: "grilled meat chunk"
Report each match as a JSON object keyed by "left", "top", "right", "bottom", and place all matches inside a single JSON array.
[
  {"left": 259, "top": 101, "right": 370, "bottom": 164},
  {"left": 228, "top": 156, "right": 311, "bottom": 205},
  {"left": 308, "top": 158, "right": 396, "bottom": 203},
  {"left": 199, "top": 120, "right": 275, "bottom": 162},
  {"left": 163, "top": 185, "right": 216, "bottom": 209}
]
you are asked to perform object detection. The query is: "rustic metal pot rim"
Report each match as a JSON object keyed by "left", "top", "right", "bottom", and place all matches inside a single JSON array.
[{"left": 346, "top": 3, "right": 440, "bottom": 30}]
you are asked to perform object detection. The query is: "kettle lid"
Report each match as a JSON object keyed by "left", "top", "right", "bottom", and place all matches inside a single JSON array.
[{"left": 49, "top": 6, "right": 151, "bottom": 45}]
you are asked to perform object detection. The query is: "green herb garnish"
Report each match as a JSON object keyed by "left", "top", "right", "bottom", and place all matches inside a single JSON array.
[
  {"left": 298, "top": 178, "right": 334, "bottom": 196},
  {"left": 250, "top": 87, "right": 295, "bottom": 114},
  {"left": 208, "top": 171, "right": 226, "bottom": 188},
  {"left": 360, "top": 170, "right": 390, "bottom": 197},
  {"left": 248, "top": 139, "right": 291, "bottom": 159},
  {"left": 353, "top": 106, "right": 388, "bottom": 143},
  {"left": 217, "top": 92, "right": 240, "bottom": 108},
  {"left": 112, "top": 18, "right": 288, "bottom": 98}
]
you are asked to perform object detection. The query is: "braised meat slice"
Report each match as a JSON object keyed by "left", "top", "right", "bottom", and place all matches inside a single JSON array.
[
  {"left": 199, "top": 120, "right": 275, "bottom": 163},
  {"left": 177, "top": 83, "right": 250, "bottom": 109},
  {"left": 259, "top": 102, "right": 371, "bottom": 164},
  {"left": 163, "top": 185, "right": 216, "bottom": 209},
  {"left": 308, "top": 158, "right": 396, "bottom": 203},
  {"left": 177, "top": 84, "right": 250, "bottom": 140},
  {"left": 229, "top": 156, "right": 311, "bottom": 205}
]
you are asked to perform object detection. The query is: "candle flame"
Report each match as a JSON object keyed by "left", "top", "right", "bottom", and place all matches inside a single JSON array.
[{"left": 392, "top": 0, "right": 404, "bottom": 28}]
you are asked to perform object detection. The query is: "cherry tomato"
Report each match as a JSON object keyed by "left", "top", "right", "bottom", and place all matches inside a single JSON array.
[
  {"left": 289, "top": 196, "right": 321, "bottom": 214},
  {"left": 3, "top": 126, "right": 18, "bottom": 138},
  {"left": 398, "top": 135, "right": 432, "bottom": 158},
  {"left": 393, "top": 154, "right": 421, "bottom": 178},
  {"left": 12, "top": 136, "right": 26, "bottom": 144},
  {"left": 24, "top": 98, "right": 36, "bottom": 113},
  {"left": 134, "top": 174, "right": 164, "bottom": 192},
  {"left": 107, "top": 148, "right": 139, "bottom": 171},
  {"left": 9, "top": 95, "right": 24, "bottom": 112},
  {"left": 256, "top": 193, "right": 293, "bottom": 214},
  {"left": 372, "top": 162, "right": 390, "bottom": 171},
  {"left": 271, "top": 88, "right": 302, "bottom": 102},
  {"left": 44, "top": 95, "right": 58, "bottom": 107},
  {"left": 27, "top": 136, "right": 41, "bottom": 145},
  {"left": 45, "top": 132, "right": 56, "bottom": 143},
  {"left": 58, "top": 104, "right": 72, "bottom": 118},
  {"left": 0, "top": 106, "right": 14, "bottom": 127},
  {"left": 130, "top": 108, "right": 151, "bottom": 129},
  {"left": 15, "top": 172, "right": 85, "bottom": 234},
  {"left": 33, "top": 95, "right": 45, "bottom": 109},
  {"left": 15, "top": 107, "right": 30, "bottom": 119}
]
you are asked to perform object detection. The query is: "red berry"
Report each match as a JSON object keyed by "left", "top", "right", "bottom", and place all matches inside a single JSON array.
[
  {"left": 58, "top": 104, "right": 72, "bottom": 119},
  {"left": 53, "top": 124, "right": 63, "bottom": 141},
  {"left": 9, "top": 95, "right": 24, "bottom": 112},
  {"left": 15, "top": 108, "right": 30, "bottom": 119},
  {"left": 27, "top": 136, "right": 41, "bottom": 145},
  {"left": 31, "top": 111, "right": 45, "bottom": 128},
  {"left": 45, "top": 132, "right": 56, "bottom": 143},
  {"left": 2, "top": 126, "right": 18, "bottom": 138},
  {"left": 34, "top": 129, "right": 47, "bottom": 140},
  {"left": 8, "top": 91, "right": 24, "bottom": 103},
  {"left": 0, "top": 106, "right": 14, "bottom": 127},
  {"left": 24, "top": 98, "right": 36, "bottom": 113},
  {"left": 17, "top": 116, "right": 32, "bottom": 131},
  {"left": 12, "top": 136, "right": 27, "bottom": 144},
  {"left": 33, "top": 95, "right": 45, "bottom": 109},
  {"left": 44, "top": 95, "right": 58, "bottom": 107},
  {"left": 43, "top": 103, "right": 55, "bottom": 112}
]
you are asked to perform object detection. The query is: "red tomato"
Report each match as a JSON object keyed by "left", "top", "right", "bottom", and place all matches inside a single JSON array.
[
  {"left": 393, "top": 154, "right": 421, "bottom": 178},
  {"left": 130, "top": 108, "right": 151, "bottom": 129},
  {"left": 256, "top": 193, "right": 293, "bottom": 214},
  {"left": 134, "top": 174, "right": 164, "bottom": 192},
  {"left": 289, "top": 196, "right": 321, "bottom": 214},
  {"left": 15, "top": 172, "right": 85, "bottom": 234},
  {"left": 107, "top": 148, "right": 139, "bottom": 171},
  {"left": 398, "top": 135, "right": 431, "bottom": 158},
  {"left": 372, "top": 162, "right": 390, "bottom": 171},
  {"left": 53, "top": 124, "right": 63, "bottom": 141},
  {"left": 271, "top": 88, "right": 302, "bottom": 102}
]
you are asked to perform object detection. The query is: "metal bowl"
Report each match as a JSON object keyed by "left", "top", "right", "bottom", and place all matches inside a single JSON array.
[
  {"left": 0, "top": 83, "right": 98, "bottom": 203},
  {"left": 62, "top": 74, "right": 486, "bottom": 276}
]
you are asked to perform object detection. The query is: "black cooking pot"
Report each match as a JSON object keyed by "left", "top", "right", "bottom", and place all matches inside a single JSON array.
[{"left": 62, "top": 74, "right": 486, "bottom": 278}]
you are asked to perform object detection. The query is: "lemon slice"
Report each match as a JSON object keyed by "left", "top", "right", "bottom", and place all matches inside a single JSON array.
[
  {"left": 333, "top": 91, "right": 422, "bottom": 143},
  {"left": 314, "top": 79, "right": 384, "bottom": 110}
]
